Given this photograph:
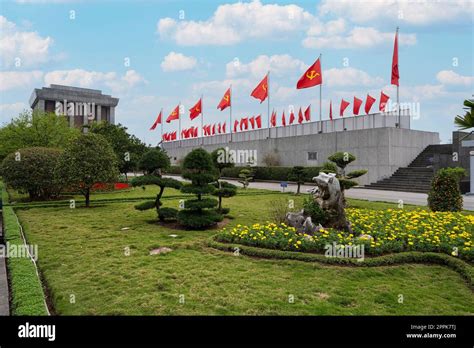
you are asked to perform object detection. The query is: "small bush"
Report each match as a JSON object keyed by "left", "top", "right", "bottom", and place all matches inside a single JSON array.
[
  {"left": 428, "top": 167, "right": 466, "bottom": 212},
  {"left": 303, "top": 196, "right": 327, "bottom": 225},
  {"left": 177, "top": 209, "right": 223, "bottom": 229},
  {"left": 0, "top": 147, "right": 62, "bottom": 200},
  {"left": 158, "top": 207, "right": 178, "bottom": 221}
]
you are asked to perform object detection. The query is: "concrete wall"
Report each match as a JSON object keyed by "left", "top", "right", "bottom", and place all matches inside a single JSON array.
[{"left": 163, "top": 127, "right": 440, "bottom": 186}]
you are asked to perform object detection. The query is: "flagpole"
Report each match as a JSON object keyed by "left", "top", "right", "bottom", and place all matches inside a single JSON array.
[
  {"left": 229, "top": 84, "right": 233, "bottom": 142},
  {"left": 319, "top": 53, "right": 322, "bottom": 133},
  {"left": 178, "top": 101, "right": 181, "bottom": 147},
  {"left": 267, "top": 70, "right": 271, "bottom": 139},
  {"left": 396, "top": 26, "right": 400, "bottom": 128},
  {"left": 201, "top": 95, "right": 204, "bottom": 146}
]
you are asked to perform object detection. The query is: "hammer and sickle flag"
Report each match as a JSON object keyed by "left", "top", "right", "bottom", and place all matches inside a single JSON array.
[
  {"left": 166, "top": 105, "right": 180, "bottom": 123},
  {"left": 251, "top": 74, "right": 268, "bottom": 103},
  {"left": 189, "top": 98, "right": 202, "bottom": 120},
  {"left": 297, "top": 57, "right": 322, "bottom": 89},
  {"left": 217, "top": 88, "right": 231, "bottom": 111}
]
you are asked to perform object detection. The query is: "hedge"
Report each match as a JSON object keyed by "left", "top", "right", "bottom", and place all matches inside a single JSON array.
[
  {"left": 1, "top": 181, "right": 49, "bottom": 315},
  {"left": 167, "top": 165, "right": 323, "bottom": 182},
  {"left": 208, "top": 238, "right": 474, "bottom": 287}
]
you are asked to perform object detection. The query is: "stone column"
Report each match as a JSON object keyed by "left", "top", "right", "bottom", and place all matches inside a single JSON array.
[
  {"left": 110, "top": 106, "right": 115, "bottom": 124},
  {"left": 96, "top": 105, "right": 101, "bottom": 122}
]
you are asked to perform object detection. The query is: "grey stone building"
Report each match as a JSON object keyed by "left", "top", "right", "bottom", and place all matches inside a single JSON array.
[{"left": 29, "top": 84, "right": 119, "bottom": 129}]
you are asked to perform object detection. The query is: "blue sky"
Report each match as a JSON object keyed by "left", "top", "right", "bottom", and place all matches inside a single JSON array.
[{"left": 0, "top": 0, "right": 472, "bottom": 144}]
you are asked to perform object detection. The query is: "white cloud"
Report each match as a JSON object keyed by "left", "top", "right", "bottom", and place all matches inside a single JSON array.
[
  {"left": 0, "top": 102, "right": 29, "bottom": 116},
  {"left": 226, "top": 54, "right": 306, "bottom": 78},
  {"left": 161, "top": 52, "right": 197, "bottom": 72},
  {"left": 0, "top": 70, "right": 44, "bottom": 91},
  {"left": 325, "top": 68, "right": 384, "bottom": 87},
  {"left": 0, "top": 16, "right": 53, "bottom": 68},
  {"left": 318, "top": 0, "right": 474, "bottom": 25},
  {"left": 436, "top": 70, "right": 474, "bottom": 86},
  {"left": 303, "top": 26, "right": 416, "bottom": 49},
  {"left": 44, "top": 69, "right": 146, "bottom": 93},
  {"left": 157, "top": 0, "right": 314, "bottom": 46}
]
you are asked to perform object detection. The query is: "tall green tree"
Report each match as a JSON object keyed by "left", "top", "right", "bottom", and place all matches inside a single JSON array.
[
  {"left": 454, "top": 99, "right": 474, "bottom": 130},
  {"left": 55, "top": 133, "right": 119, "bottom": 207},
  {"left": 89, "top": 122, "right": 147, "bottom": 179},
  {"left": 0, "top": 110, "right": 79, "bottom": 162}
]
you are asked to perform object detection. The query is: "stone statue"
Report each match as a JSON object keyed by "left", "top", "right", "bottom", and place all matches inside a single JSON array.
[{"left": 285, "top": 172, "right": 351, "bottom": 233}]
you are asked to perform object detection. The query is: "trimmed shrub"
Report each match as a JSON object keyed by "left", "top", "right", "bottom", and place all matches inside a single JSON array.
[
  {"left": 212, "top": 181, "right": 237, "bottom": 213},
  {"left": 221, "top": 166, "right": 322, "bottom": 182},
  {"left": 134, "top": 200, "right": 156, "bottom": 211},
  {"left": 0, "top": 147, "right": 62, "bottom": 200},
  {"left": 177, "top": 148, "right": 222, "bottom": 229},
  {"left": 288, "top": 166, "right": 305, "bottom": 194},
  {"left": 428, "top": 167, "right": 466, "bottom": 212},
  {"left": 158, "top": 207, "right": 178, "bottom": 221},
  {"left": 165, "top": 165, "right": 182, "bottom": 175}
]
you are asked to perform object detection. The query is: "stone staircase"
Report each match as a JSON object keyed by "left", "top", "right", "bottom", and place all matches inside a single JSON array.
[{"left": 363, "top": 145, "right": 438, "bottom": 193}]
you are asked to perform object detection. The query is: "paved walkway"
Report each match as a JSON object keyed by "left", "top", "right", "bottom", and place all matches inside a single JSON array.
[
  {"left": 0, "top": 212, "right": 10, "bottom": 315},
  {"left": 164, "top": 175, "right": 474, "bottom": 211}
]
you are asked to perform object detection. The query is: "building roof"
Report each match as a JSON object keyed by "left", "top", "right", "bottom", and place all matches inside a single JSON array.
[{"left": 29, "top": 84, "right": 119, "bottom": 108}]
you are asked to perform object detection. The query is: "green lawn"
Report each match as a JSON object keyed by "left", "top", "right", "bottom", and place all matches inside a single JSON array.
[{"left": 14, "top": 187, "right": 474, "bottom": 315}]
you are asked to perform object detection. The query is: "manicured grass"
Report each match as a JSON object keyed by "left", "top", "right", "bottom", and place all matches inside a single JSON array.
[{"left": 13, "top": 187, "right": 474, "bottom": 315}]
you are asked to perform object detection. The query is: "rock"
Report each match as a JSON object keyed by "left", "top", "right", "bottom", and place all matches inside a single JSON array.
[
  {"left": 168, "top": 234, "right": 178, "bottom": 238},
  {"left": 358, "top": 234, "right": 373, "bottom": 242},
  {"left": 149, "top": 247, "right": 172, "bottom": 255}
]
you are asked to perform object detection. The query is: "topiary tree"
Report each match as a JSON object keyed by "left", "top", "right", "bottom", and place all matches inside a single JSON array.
[
  {"left": 139, "top": 148, "right": 170, "bottom": 175},
  {"left": 0, "top": 147, "right": 62, "bottom": 200},
  {"left": 211, "top": 147, "right": 237, "bottom": 213},
  {"left": 288, "top": 166, "right": 305, "bottom": 194},
  {"left": 212, "top": 181, "right": 237, "bottom": 214},
  {"left": 131, "top": 175, "right": 182, "bottom": 220},
  {"left": 177, "top": 148, "right": 222, "bottom": 229},
  {"left": 238, "top": 167, "right": 253, "bottom": 189},
  {"left": 428, "top": 167, "right": 466, "bottom": 212},
  {"left": 55, "top": 133, "right": 119, "bottom": 207},
  {"left": 327, "top": 151, "right": 367, "bottom": 196}
]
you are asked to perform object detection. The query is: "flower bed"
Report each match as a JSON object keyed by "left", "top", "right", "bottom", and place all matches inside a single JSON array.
[{"left": 215, "top": 208, "right": 474, "bottom": 261}]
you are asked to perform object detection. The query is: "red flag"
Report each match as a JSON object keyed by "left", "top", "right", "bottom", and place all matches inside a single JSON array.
[
  {"left": 244, "top": 117, "right": 249, "bottom": 130},
  {"left": 189, "top": 98, "right": 202, "bottom": 120},
  {"left": 296, "top": 57, "right": 322, "bottom": 89},
  {"left": 217, "top": 122, "right": 221, "bottom": 134},
  {"left": 212, "top": 124, "right": 216, "bottom": 135},
  {"left": 170, "top": 131, "right": 177, "bottom": 140},
  {"left": 149, "top": 110, "right": 162, "bottom": 130},
  {"left": 270, "top": 110, "right": 276, "bottom": 127},
  {"left": 340, "top": 99, "right": 350, "bottom": 117},
  {"left": 206, "top": 124, "right": 211, "bottom": 135},
  {"left": 298, "top": 107, "right": 304, "bottom": 124},
  {"left": 379, "top": 91, "right": 390, "bottom": 111},
  {"left": 166, "top": 105, "right": 180, "bottom": 123},
  {"left": 282, "top": 110, "right": 286, "bottom": 126},
  {"left": 233, "top": 120, "right": 238, "bottom": 132},
  {"left": 255, "top": 115, "right": 262, "bottom": 128},
  {"left": 353, "top": 97, "right": 363, "bottom": 115},
  {"left": 203, "top": 125, "right": 208, "bottom": 136},
  {"left": 222, "top": 122, "right": 226, "bottom": 133},
  {"left": 329, "top": 101, "right": 333, "bottom": 121},
  {"left": 365, "top": 94, "right": 376, "bottom": 114},
  {"left": 193, "top": 127, "right": 198, "bottom": 137},
  {"left": 162, "top": 132, "right": 168, "bottom": 141},
  {"left": 217, "top": 88, "right": 231, "bottom": 110},
  {"left": 391, "top": 30, "right": 399, "bottom": 86},
  {"left": 251, "top": 74, "right": 269, "bottom": 103},
  {"left": 289, "top": 110, "right": 295, "bottom": 124},
  {"left": 249, "top": 116, "right": 255, "bottom": 129},
  {"left": 304, "top": 105, "right": 311, "bottom": 121}
]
